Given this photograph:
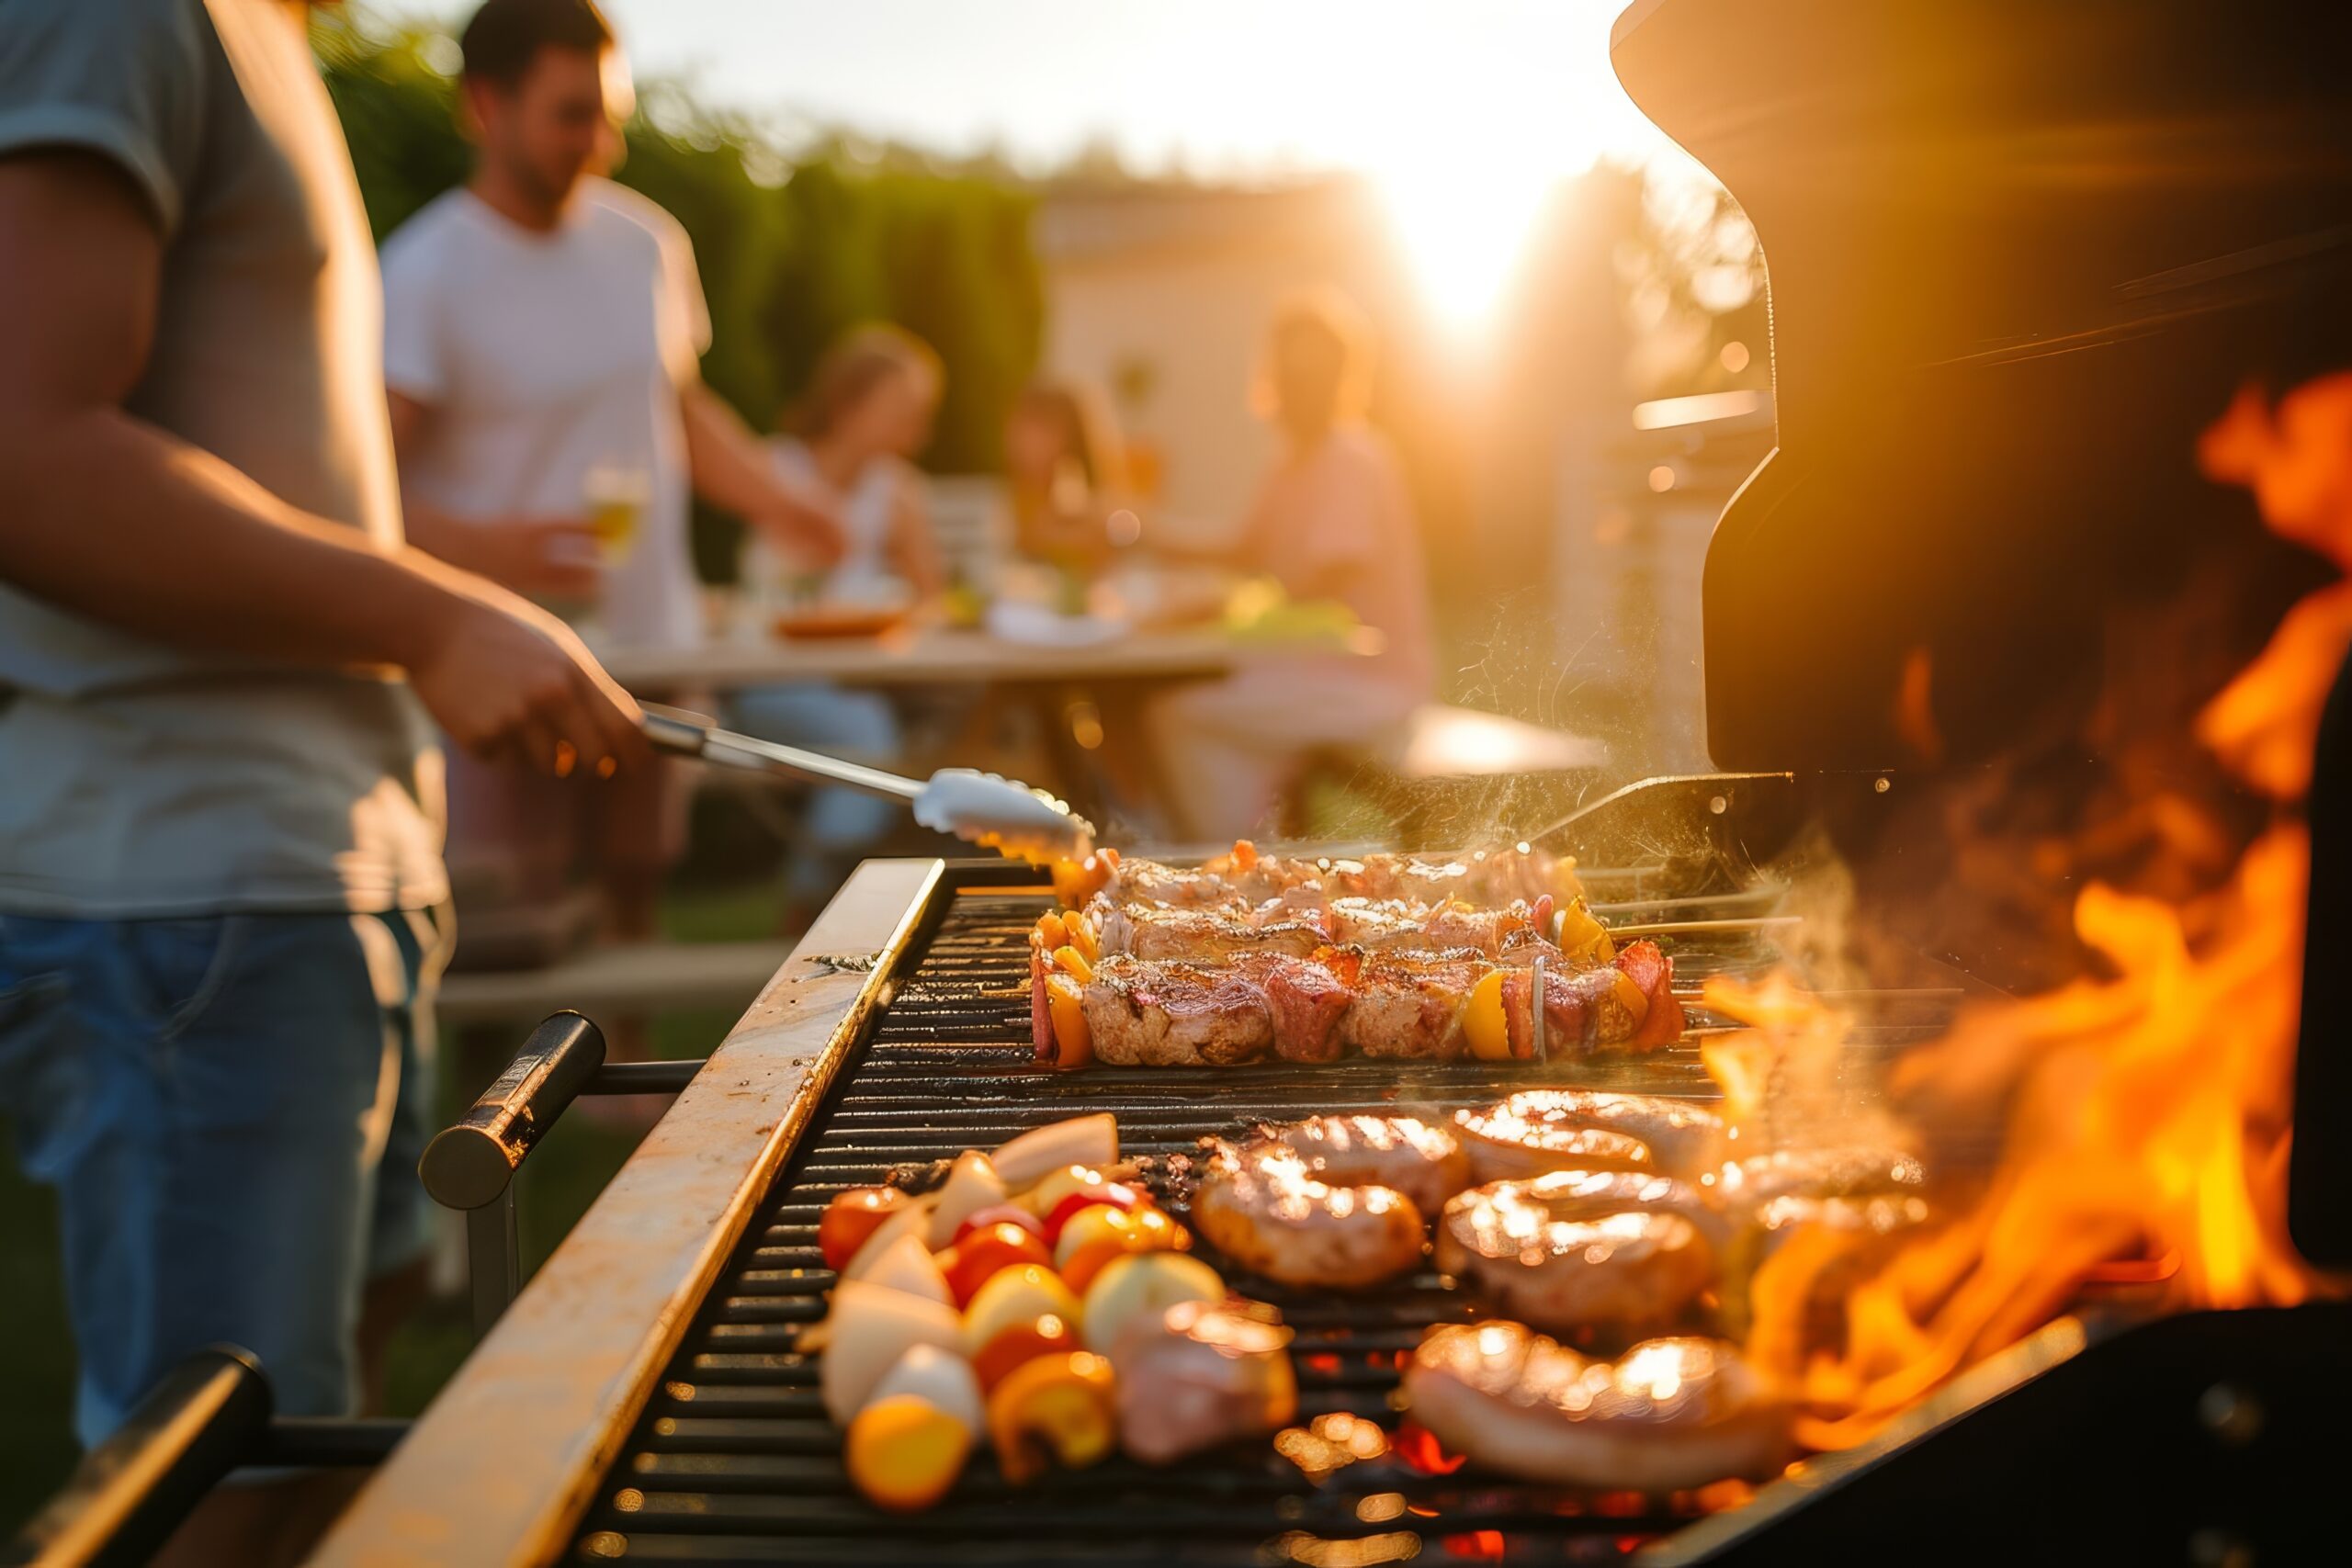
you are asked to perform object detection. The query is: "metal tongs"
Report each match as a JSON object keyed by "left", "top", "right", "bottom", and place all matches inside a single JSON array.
[{"left": 640, "top": 705, "right": 1095, "bottom": 861}]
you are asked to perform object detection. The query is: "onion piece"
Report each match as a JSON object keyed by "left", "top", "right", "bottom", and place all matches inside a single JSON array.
[
  {"left": 861, "top": 1235, "right": 953, "bottom": 1307},
  {"left": 842, "top": 1197, "right": 937, "bottom": 1282},
  {"left": 927, "top": 1152, "right": 1009, "bottom": 1247},
  {"left": 867, "top": 1342, "right": 986, "bottom": 1436},
  {"left": 820, "top": 1280, "right": 967, "bottom": 1425},
  {"left": 992, "top": 1114, "right": 1120, "bottom": 1191}
]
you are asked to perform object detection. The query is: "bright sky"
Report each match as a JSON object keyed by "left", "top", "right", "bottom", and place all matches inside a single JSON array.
[
  {"left": 576, "top": 0, "right": 1683, "bottom": 326},
  {"left": 590, "top": 0, "right": 1673, "bottom": 181}
]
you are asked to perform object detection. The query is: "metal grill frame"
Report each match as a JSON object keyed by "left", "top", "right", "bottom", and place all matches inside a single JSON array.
[{"left": 313, "top": 851, "right": 1952, "bottom": 1567}]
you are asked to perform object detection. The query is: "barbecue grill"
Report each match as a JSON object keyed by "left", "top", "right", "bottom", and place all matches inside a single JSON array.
[{"left": 23, "top": 0, "right": 2352, "bottom": 1563}]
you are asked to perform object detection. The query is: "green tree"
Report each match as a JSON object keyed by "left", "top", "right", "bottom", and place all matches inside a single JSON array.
[{"left": 312, "top": 14, "right": 1043, "bottom": 581}]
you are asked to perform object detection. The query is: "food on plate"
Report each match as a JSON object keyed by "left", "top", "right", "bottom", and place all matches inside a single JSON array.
[
  {"left": 1044, "top": 940, "right": 1682, "bottom": 1068},
  {"left": 987, "top": 1351, "right": 1119, "bottom": 1483},
  {"left": 1079, "top": 1252, "right": 1228, "bottom": 1354},
  {"left": 1435, "top": 1172, "right": 1716, "bottom": 1335},
  {"left": 1111, "top": 1298, "right": 1299, "bottom": 1465},
  {"left": 819, "top": 1280, "right": 967, "bottom": 1425},
  {"left": 1455, "top": 1090, "right": 1727, "bottom": 1182},
  {"left": 1054, "top": 840, "right": 1584, "bottom": 913},
  {"left": 1260, "top": 1114, "right": 1473, "bottom": 1214},
  {"left": 1193, "top": 1138, "right": 1429, "bottom": 1288},
  {"left": 820, "top": 1185, "right": 919, "bottom": 1271},
  {"left": 1405, "top": 1324, "right": 1792, "bottom": 1491}
]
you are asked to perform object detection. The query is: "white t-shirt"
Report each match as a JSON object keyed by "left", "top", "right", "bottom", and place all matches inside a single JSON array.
[
  {"left": 380, "top": 177, "right": 711, "bottom": 648},
  {"left": 0, "top": 0, "right": 445, "bottom": 917}
]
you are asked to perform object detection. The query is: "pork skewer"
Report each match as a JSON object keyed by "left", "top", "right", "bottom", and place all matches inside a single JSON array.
[
  {"left": 1053, "top": 840, "right": 1585, "bottom": 913},
  {"left": 1034, "top": 936, "right": 1683, "bottom": 1067}
]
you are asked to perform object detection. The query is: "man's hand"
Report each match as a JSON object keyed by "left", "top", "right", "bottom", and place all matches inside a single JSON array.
[
  {"left": 434, "top": 513, "right": 603, "bottom": 597},
  {"left": 405, "top": 583, "right": 649, "bottom": 777}
]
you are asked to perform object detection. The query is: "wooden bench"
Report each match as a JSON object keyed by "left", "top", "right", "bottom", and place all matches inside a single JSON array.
[{"left": 435, "top": 939, "right": 793, "bottom": 1027}]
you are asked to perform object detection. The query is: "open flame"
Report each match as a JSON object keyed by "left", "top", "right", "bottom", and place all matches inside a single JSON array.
[{"left": 1730, "top": 374, "right": 2352, "bottom": 1450}]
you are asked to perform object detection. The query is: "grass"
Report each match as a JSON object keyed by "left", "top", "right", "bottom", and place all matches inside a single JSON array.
[{"left": 0, "top": 884, "right": 771, "bottom": 1538}]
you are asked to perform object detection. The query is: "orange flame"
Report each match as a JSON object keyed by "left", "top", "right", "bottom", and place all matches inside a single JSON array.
[{"left": 1737, "top": 375, "right": 2352, "bottom": 1449}]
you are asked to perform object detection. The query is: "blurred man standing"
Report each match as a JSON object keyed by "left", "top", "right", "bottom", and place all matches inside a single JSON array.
[
  {"left": 384, "top": 0, "right": 840, "bottom": 945},
  {"left": 0, "top": 0, "right": 645, "bottom": 1559}
]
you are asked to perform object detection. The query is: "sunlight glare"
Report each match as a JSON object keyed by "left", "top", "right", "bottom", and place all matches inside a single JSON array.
[{"left": 1376, "top": 146, "right": 1556, "bottom": 335}]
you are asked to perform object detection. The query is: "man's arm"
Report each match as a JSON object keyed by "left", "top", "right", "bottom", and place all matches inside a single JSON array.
[
  {"left": 0, "top": 152, "right": 643, "bottom": 775},
  {"left": 678, "top": 379, "right": 845, "bottom": 569},
  {"left": 386, "top": 390, "right": 600, "bottom": 597}
]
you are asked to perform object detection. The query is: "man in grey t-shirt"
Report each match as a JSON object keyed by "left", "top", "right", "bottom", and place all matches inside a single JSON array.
[{"left": 0, "top": 1, "right": 645, "bottom": 1555}]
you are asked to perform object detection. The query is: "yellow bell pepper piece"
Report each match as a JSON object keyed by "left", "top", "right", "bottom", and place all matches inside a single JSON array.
[
  {"left": 1463, "top": 969, "right": 1512, "bottom": 1061},
  {"left": 845, "top": 1393, "right": 973, "bottom": 1513},
  {"left": 1063, "top": 911, "right": 1099, "bottom": 964},
  {"left": 1051, "top": 945, "right": 1094, "bottom": 985},
  {"left": 1045, "top": 973, "right": 1092, "bottom": 1069},
  {"left": 986, "top": 1351, "right": 1118, "bottom": 1483}
]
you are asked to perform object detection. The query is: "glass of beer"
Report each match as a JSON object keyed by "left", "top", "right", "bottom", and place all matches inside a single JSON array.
[{"left": 582, "top": 460, "right": 650, "bottom": 566}]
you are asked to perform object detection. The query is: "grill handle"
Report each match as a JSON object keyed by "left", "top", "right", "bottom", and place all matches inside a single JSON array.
[
  {"left": 420, "top": 1010, "right": 606, "bottom": 1213},
  {"left": 6, "top": 1346, "right": 269, "bottom": 1568}
]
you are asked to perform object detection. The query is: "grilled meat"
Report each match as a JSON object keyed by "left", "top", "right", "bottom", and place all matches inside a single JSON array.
[
  {"left": 1258, "top": 1114, "right": 1473, "bottom": 1214},
  {"left": 1717, "top": 1145, "right": 1927, "bottom": 1208},
  {"left": 1071, "top": 941, "right": 1683, "bottom": 1067},
  {"left": 1435, "top": 1170, "right": 1716, "bottom": 1335},
  {"left": 1091, "top": 891, "right": 1559, "bottom": 963},
  {"left": 1405, "top": 1325, "right": 1793, "bottom": 1491},
  {"left": 1193, "top": 1138, "right": 1428, "bottom": 1288},
  {"left": 1079, "top": 840, "right": 1583, "bottom": 912},
  {"left": 1456, "top": 1090, "right": 1728, "bottom": 1182}
]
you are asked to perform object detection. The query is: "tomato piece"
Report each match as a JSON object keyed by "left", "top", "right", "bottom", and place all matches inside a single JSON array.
[
  {"left": 1042, "top": 1184, "right": 1143, "bottom": 1243},
  {"left": 939, "top": 1223, "right": 1054, "bottom": 1306},
  {"left": 969, "top": 1313, "right": 1080, "bottom": 1392},
  {"left": 951, "top": 1204, "right": 1046, "bottom": 1246},
  {"left": 820, "top": 1187, "right": 914, "bottom": 1272}
]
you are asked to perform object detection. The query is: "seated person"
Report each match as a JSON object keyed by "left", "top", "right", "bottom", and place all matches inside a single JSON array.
[
  {"left": 734, "top": 325, "right": 945, "bottom": 915},
  {"left": 1007, "top": 378, "right": 1134, "bottom": 568},
  {"left": 1148, "top": 290, "right": 1437, "bottom": 840}
]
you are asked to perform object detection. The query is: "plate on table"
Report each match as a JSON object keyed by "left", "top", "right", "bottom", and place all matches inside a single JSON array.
[
  {"left": 771, "top": 603, "right": 914, "bottom": 640},
  {"left": 984, "top": 600, "right": 1130, "bottom": 647}
]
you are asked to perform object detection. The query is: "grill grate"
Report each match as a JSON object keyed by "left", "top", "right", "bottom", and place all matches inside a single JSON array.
[{"left": 570, "top": 888, "right": 1953, "bottom": 1566}]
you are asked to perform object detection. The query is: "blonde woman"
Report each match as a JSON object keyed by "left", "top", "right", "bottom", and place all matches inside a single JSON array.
[
  {"left": 733, "top": 325, "right": 945, "bottom": 913},
  {"left": 745, "top": 323, "right": 945, "bottom": 607},
  {"left": 1149, "top": 290, "right": 1438, "bottom": 840}
]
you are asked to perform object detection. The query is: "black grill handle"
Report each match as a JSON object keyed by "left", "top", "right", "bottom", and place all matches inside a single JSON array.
[
  {"left": 6, "top": 1346, "right": 270, "bottom": 1568},
  {"left": 419, "top": 1010, "right": 606, "bottom": 1213}
]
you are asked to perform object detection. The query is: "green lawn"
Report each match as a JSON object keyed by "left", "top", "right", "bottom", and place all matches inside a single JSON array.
[{"left": 0, "top": 886, "right": 765, "bottom": 1538}]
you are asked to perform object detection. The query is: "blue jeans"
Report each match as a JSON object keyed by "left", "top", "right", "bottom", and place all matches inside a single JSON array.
[
  {"left": 729, "top": 683, "right": 902, "bottom": 900},
  {"left": 0, "top": 908, "right": 446, "bottom": 1443}
]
